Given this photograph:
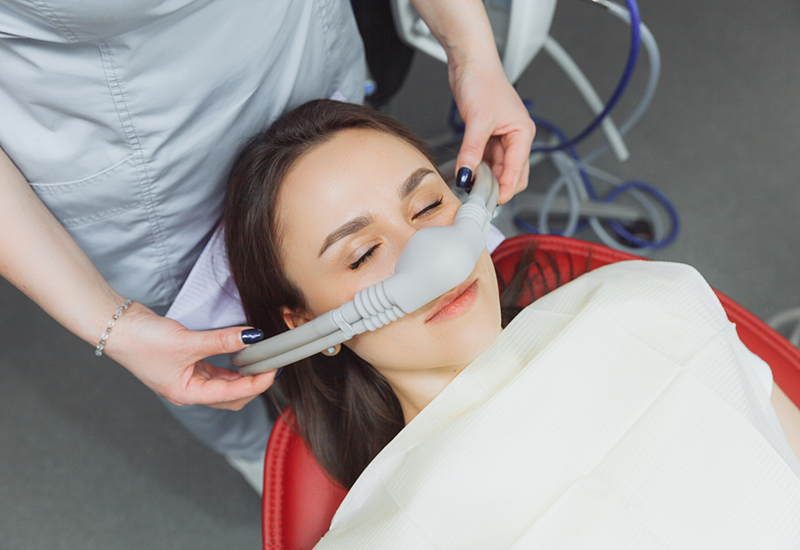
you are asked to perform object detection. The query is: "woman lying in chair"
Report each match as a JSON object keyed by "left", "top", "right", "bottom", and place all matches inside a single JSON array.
[{"left": 224, "top": 99, "right": 800, "bottom": 549}]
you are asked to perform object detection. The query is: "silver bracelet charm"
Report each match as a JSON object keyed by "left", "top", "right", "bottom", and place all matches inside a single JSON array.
[{"left": 95, "top": 299, "right": 133, "bottom": 357}]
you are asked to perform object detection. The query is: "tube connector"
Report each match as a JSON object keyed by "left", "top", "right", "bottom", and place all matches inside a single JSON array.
[
  {"left": 331, "top": 308, "right": 357, "bottom": 339},
  {"left": 352, "top": 281, "right": 406, "bottom": 332}
]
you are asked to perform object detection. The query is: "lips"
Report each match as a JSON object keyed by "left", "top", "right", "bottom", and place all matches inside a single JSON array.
[{"left": 425, "top": 278, "right": 478, "bottom": 323}]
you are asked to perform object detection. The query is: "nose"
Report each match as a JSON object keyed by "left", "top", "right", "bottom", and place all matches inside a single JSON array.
[
  {"left": 388, "top": 203, "right": 459, "bottom": 273},
  {"left": 383, "top": 211, "right": 488, "bottom": 314}
]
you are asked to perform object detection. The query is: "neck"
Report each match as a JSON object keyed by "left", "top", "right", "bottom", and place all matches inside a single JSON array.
[
  {"left": 377, "top": 322, "right": 503, "bottom": 424},
  {"left": 379, "top": 362, "right": 471, "bottom": 424}
]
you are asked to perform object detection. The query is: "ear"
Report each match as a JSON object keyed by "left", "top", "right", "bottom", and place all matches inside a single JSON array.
[{"left": 282, "top": 306, "right": 314, "bottom": 330}]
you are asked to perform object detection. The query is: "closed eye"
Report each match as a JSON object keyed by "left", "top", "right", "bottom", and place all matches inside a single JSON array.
[
  {"left": 349, "top": 197, "right": 444, "bottom": 270},
  {"left": 350, "top": 244, "right": 379, "bottom": 270},
  {"left": 412, "top": 196, "right": 444, "bottom": 220}
]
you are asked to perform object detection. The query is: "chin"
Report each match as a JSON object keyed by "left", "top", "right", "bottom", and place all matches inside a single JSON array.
[
  {"left": 449, "top": 324, "right": 499, "bottom": 361},
  {"left": 425, "top": 310, "right": 501, "bottom": 366}
]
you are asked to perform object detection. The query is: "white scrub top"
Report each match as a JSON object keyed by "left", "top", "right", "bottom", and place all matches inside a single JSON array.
[{"left": 0, "top": 0, "right": 365, "bottom": 307}]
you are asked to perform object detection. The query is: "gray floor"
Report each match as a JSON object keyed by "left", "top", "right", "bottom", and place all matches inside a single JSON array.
[{"left": 2, "top": 1, "right": 800, "bottom": 548}]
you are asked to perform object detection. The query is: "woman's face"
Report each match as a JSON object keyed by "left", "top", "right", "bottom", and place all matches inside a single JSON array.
[{"left": 277, "top": 128, "right": 502, "bottom": 377}]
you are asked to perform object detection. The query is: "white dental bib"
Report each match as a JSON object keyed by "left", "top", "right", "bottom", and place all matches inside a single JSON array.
[{"left": 315, "top": 261, "right": 800, "bottom": 549}]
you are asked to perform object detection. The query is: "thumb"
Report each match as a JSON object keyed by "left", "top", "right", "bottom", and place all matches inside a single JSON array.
[
  {"left": 456, "top": 115, "right": 492, "bottom": 183},
  {"left": 194, "top": 326, "right": 253, "bottom": 358}
]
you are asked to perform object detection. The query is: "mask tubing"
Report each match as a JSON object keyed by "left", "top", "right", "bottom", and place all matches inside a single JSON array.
[
  {"left": 239, "top": 330, "right": 349, "bottom": 374},
  {"left": 231, "top": 310, "right": 339, "bottom": 367}
]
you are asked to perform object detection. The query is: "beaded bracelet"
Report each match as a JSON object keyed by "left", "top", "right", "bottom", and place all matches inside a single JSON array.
[{"left": 95, "top": 299, "right": 133, "bottom": 357}]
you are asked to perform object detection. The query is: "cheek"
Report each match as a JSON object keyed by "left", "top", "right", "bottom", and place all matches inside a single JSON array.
[
  {"left": 302, "top": 257, "right": 398, "bottom": 318},
  {"left": 345, "top": 321, "right": 421, "bottom": 368}
]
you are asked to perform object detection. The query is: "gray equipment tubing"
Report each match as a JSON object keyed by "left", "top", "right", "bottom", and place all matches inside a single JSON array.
[{"left": 231, "top": 163, "right": 500, "bottom": 374}]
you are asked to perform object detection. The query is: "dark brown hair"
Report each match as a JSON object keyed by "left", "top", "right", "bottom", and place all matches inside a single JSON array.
[{"left": 224, "top": 100, "right": 436, "bottom": 488}]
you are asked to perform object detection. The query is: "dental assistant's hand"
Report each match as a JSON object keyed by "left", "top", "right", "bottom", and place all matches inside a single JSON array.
[
  {"left": 450, "top": 59, "right": 535, "bottom": 204},
  {"left": 104, "top": 301, "right": 275, "bottom": 410},
  {"left": 1, "top": 144, "right": 273, "bottom": 410},
  {"left": 410, "top": 0, "right": 535, "bottom": 205}
]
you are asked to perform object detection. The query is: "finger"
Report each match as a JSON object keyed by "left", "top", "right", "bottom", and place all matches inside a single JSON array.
[
  {"left": 193, "top": 361, "right": 244, "bottom": 381},
  {"left": 497, "top": 131, "right": 534, "bottom": 204},
  {"left": 181, "top": 368, "right": 277, "bottom": 407},
  {"left": 492, "top": 134, "right": 530, "bottom": 196},
  {"left": 517, "top": 157, "right": 531, "bottom": 195},
  {"left": 456, "top": 114, "right": 493, "bottom": 178},
  {"left": 483, "top": 138, "right": 515, "bottom": 202},
  {"left": 194, "top": 325, "right": 254, "bottom": 358},
  {"left": 207, "top": 395, "right": 259, "bottom": 411},
  {"left": 484, "top": 138, "right": 505, "bottom": 179}
]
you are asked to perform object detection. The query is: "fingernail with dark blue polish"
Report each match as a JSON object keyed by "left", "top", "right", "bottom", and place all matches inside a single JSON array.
[
  {"left": 241, "top": 329, "right": 264, "bottom": 345},
  {"left": 456, "top": 167, "right": 473, "bottom": 189},
  {"left": 274, "top": 367, "right": 284, "bottom": 379}
]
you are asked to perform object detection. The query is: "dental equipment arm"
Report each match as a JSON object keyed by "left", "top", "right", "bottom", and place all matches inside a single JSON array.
[{"left": 231, "top": 163, "right": 499, "bottom": 374}]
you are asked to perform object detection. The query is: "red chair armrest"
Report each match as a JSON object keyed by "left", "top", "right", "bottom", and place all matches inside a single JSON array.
[{"left": 263, "top": 411, "right": 347, "bottom": 550}]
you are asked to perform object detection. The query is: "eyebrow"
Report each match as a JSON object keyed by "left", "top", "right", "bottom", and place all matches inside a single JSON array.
[
  {"left": 318, "top": 214, "right": 373, "bottom": 257},
  {"left": 318, "top": 167, "right": 434, "bottom": 257},
  {"left": 398, "top": 168, "right": 434, "bottom": 199}
]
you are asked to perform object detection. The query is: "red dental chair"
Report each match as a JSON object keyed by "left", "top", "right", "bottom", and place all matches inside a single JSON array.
[{"left": 261, "top": 235, "right": 800, "bottom": 550}]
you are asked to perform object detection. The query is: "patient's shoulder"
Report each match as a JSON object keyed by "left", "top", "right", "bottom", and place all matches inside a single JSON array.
[
  {"left": 533, "top": 260, "right": 728, "bottom": 330},
  {"left": 590, "top": 260, "right": 729, "bottom": 329},
  {"left": 587, "top": 260, "right": 715, "bottom": 300},
  {"left": 589, "top": 259, "right": 706, "bottom": 288}
]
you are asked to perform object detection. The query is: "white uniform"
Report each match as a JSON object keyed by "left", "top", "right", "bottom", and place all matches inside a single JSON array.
[{"left": 0, "top": 0, "right": 365, "bottom": 460}]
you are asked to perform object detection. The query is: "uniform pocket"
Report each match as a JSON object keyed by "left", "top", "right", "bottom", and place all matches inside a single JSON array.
[
  {"left": 29, "top": 155, "right": 140, "bottom": 227},
  {"left": 28, "top": 155, "right": 168, "bottom": 304}
]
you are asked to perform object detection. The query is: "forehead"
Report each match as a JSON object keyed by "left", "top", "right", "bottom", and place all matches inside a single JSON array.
[{"left": 276, "top": 128, "right": 434, "bottom": 232}]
